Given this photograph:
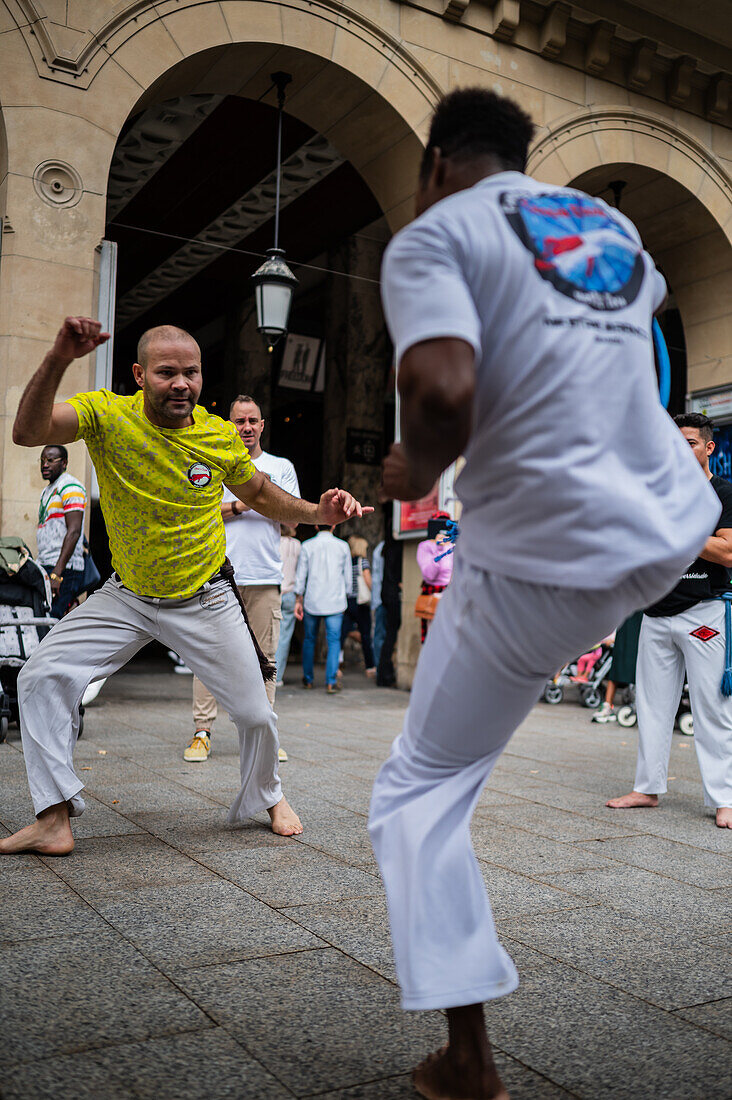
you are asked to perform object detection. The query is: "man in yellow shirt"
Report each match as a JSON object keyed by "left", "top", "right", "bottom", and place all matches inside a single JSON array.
[{"left": 1, "top": 316, "right": 371, "bottom": 857}]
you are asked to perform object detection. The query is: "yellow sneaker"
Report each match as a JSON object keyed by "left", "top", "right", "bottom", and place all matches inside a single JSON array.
[
  {"left": 278, "top": 747, "right": 288, "bottom": 763},
  {"left": 184, "top": 732, "right": 211, "bottom": 762}
]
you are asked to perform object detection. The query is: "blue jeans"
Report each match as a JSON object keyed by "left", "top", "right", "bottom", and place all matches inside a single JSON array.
[
  {"left": 274, "top": 591, "right": 297, "bottom": 681},
  {"left": 302, "top": 612, "right": 343, "bottom": 686},
  {"left": 372, "top": 604, "right": 386, "bottom": 667},
  {"left": 49, "top": 568, "right": 85, "bottom": 619}
]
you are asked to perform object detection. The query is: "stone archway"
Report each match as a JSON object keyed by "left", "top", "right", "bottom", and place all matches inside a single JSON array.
[
  {"left": 0, "top": 0, "right": 439, "bottom": 535},
  {"left": 529, "top": 107, "right": 732, "bottom": 395}
]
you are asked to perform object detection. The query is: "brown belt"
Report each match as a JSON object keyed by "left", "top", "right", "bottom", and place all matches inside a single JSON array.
[{"left": 218, "top": 559, "right": 276, "bottom": 684}]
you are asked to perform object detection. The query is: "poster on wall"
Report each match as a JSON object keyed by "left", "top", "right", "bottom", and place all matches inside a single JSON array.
[
  {"left": 392, "top": 389, "right": 463, "bottom": 539},
  {"left": 278, "top": 334, "right": 322, "bottom": 391}
]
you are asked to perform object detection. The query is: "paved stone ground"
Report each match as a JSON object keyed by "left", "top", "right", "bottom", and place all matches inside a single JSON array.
[{"left": 1, "top": 660, "right": 730, "bottom": 1099}]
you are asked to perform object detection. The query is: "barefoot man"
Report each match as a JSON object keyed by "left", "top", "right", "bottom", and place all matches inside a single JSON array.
[
  {"left": 0, "top": 317, "right": 371, "bottom": 856},
  {"left": 607, "top": 412, "right": 732, "bottom": 829},
  {"left": 368, "top": 88, "right": 720, "bottom": 1100}
]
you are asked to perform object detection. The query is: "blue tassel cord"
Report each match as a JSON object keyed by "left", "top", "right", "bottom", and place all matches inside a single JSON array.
[{"left": 721, "top": 592, "right": 732, "bottom": 697}]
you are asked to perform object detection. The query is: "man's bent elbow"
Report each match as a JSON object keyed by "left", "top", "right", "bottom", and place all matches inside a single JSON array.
[{"left": 12, "top": 423, "right": 40, "bottom": 447}]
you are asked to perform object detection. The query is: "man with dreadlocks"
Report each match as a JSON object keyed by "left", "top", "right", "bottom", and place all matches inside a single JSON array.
[
  {"left": 1, "top": 317, "right": 371, "bottom": 857},
  {"left": 369, "top": 88, "right": 718, "bottom": 1099}
]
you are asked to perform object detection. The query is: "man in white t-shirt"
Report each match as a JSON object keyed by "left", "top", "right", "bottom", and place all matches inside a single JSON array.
[
  {"left": 367, "top": 88, "right": 719, "bottom": 1099},
  {"left": 187, "top": 395, "right": 300, "bottom": 763}
]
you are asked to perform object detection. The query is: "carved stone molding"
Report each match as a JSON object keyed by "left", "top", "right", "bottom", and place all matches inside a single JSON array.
[
  {"left": 706, "top": 75, "right": 730, "bottom": 122},
  {"left": 539, "top": 2, "right": 571, "bottom": 59},
  {"left": 628, "top": 38, "right": 656, "bottom": 91},
  {"left": 492, "top": 0, "right": 520, "bottom": 42},
  {"left": 442, "top": 0, "right": 471, "bottom": 23},
  {"left": 33, "top": 160, "right": 83, "bottom": 207},
  {"left": 584, "top": 20, "right": 615, "bottom": 76},
  {"left": 668, "top": 56, "right": 696, "bottom": 106}
]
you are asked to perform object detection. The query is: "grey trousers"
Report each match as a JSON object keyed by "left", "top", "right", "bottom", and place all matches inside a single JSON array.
[
  {"left": 17, "top": 576, "right": 282, "bottom": 821},
  {"left": 635, "top": 601, "right": 732, "bottom": 808}
]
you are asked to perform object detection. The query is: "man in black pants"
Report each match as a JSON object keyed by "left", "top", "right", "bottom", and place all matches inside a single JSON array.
[{"left": 376, "top": 531, "right": 402, "bottom": 687}]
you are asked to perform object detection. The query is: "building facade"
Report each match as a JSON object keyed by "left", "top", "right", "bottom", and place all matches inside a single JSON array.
[{"left": 0, "top": 0, "right": 730, "bottom": 682}]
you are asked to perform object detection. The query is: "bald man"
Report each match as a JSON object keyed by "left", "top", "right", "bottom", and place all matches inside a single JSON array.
[{"left": 0, "top": 317, "right": 371, "bottom": 857}]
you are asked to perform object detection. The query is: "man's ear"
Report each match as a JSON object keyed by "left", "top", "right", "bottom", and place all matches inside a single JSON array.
[
  {"left": 707, "top": 439, "right": 716, "bottom": 457},
  {"left": 132, "top": 362, "right": 145, "bottom": 390}
]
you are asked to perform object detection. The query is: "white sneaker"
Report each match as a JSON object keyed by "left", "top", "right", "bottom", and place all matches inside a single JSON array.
[{"left": 592, "top": 702, "right": 616, "bottom": 723}]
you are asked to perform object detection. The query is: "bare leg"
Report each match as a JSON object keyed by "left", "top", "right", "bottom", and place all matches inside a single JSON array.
[
  {"left": 716, "top": 807, "right": 732, "bottom": 829},
  {"left": 605, "top": 680, "right": 617, "bottom": 706},
  {"left": 268, "top": 796, "right": 303, "bottom": 836},
  {"left": 413, "top": 1004, "right": 509, "bottom": 1100},
  {"left": 0, "top": 802, "right": 74, "bottom": 855},
  {"left": 606, "top": 791, "right": 659, "bottom": 809}
]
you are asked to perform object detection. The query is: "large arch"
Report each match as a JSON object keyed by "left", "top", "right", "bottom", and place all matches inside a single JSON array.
[{"left": 528, "top": 107, "right": 732, "bottom": 394}]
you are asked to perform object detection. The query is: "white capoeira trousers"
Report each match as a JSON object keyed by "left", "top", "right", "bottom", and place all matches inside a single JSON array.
[
  {"left": 634, "top": 601, "right": 732, "bottom": 808},
  {"left": 17, "top": 575, "right": 282, "bottom": 821},
  {"left": 369, "top": 560, "right": 677, "bottom": 1012}
]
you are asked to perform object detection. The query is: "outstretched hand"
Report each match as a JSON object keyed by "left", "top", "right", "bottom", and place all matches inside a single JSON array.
[
  {"left": 53, "top": 317, "right": 110, "bottom": 362},
  {"left": 317, "top": 488, "right": 374, "bottom": 526}
]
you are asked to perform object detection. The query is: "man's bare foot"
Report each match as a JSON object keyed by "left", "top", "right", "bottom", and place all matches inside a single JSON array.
[
  {"left": 0, "top": 802, "right": 74, "bottom": 855},
  {"left": 413, "top": 1045, "right": 509, "bottom": 1100},
  {"left": 716, "top": 807, "right": 732, "bottom": 829},
  {"left": 414, "top": 1004, "right": 508, "bottom": 1100},
  {"left": 606, "top": 791, "right": 659, "bottom": 809},
  {"left": 268, "top": 796, "right": 303, "bottom": 836}
]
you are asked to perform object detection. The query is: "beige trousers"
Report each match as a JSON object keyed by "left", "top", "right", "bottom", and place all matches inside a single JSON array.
[{"left": 193, "top": 583, "right": 282, "bottom": 728}]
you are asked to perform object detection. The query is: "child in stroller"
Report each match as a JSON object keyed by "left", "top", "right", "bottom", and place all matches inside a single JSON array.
[{"left": 543, "top": 635, "right": 615, "bottom": 710}]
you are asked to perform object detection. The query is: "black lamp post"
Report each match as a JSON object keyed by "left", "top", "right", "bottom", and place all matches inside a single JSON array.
[{"left": 252, "top": 72, "right": 298, "bottom": 351}]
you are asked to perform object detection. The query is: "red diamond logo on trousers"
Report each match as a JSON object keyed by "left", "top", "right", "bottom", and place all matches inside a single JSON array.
[{"left": 690, "top": 626, "right": 719, "bottom": 641}]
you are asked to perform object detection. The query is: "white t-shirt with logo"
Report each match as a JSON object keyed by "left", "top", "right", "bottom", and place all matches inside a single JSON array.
[
  {"left": 381, "top": 171, "right": 720, "bottom": 590},
  {"left": 223, "top": 451, "right": 300, "bottom": 585}
]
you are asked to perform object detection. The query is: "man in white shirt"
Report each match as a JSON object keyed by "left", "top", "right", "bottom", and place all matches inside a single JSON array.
[
  {"left": 294, "top": 527, "right": 352, "bottom": 693},
  {"left": 367, "top": 88, "right": 719, "bottom": 1100},
  {"left": 187, "top": 395, "right": 300, "bottom": 763}
]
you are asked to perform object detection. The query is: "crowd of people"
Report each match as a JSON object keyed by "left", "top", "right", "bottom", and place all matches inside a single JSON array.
[{"left": 1, "top": 85, "right": 730, "bottom": 1100}]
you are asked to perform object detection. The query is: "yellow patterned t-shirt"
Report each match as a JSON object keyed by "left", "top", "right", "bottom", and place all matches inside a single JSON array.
[{"left": 67, "top": 389, "right": 256, "bottom": 598}]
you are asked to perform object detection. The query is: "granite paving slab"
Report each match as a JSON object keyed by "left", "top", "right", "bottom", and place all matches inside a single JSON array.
[
  {"left": 94, "top": 880, "right": 325, "bottom": 971},
  {"left": 479, "top": 802, "right": 640, "bottom": 842},
  {"left": 125, "top": 808, "right": 295, "bottom": 854},
  {"left": 0, "top": 785, "right": 144, "bottom": 840},
  {"left": 673, "top": 998, "right": 732, "bottom": 1040},
  {"left": 499, "top": 906, "right": 730, "bottom": 1009},
  {"left": 470, "top": 819, "right": 617, "bottom": 877},
  {"left": 483, "top": 940, "right": 732, "bottom": 1099},
  {"left": 542, "top": 864, "right": 732, "bottom": 934},
  {"left": 578, "top": 833, "right": 732, "bottom": 889},
  {"left": 0, "top": 877, "right": 110, "bottom": 944},
  {"left": 0, "top": 931, "right": 212, "bottom": 1067},
  {"left": 283, "top": 895, "right": 397, "bottom": 981},
  {"left": 200, "top": 844, "right": 381, "bottom": 908},
  {"left": 1, "top": 1026, "right": 293, "bottom": 1099},
  {"left": 313, "top": 1051, "right": 575, "bottom": 1099},
  {"left": 176, "top": 948, "right": 445, "bottom": 1094},
  {"left": 41, "top": 832, "right": 216, "bottom": 901}
]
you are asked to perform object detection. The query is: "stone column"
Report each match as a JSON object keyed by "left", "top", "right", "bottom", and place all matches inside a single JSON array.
[
  {"left": 323, "top": 233, "right": 390, "bottom": 550},
  {"left": 0, "top": 107, "right": 112, "bottom": 543}
]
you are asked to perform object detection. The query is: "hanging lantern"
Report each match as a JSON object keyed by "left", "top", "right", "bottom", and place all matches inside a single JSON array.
[
  {"left": 252, "top": 248, "right": 298, "bottom": 346},
  {"left": 252, "top": 72, "right": 295, "bottom": 351}
]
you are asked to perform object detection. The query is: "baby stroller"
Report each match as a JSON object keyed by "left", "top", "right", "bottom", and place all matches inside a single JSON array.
[
  {"left": 616, "top": 682, "right": 693, "bottom": 736},
  {"left": 0, "top": 539, "right": 85, "bottom": 742},
  {"left": 543, "top": 641, "right": 614, "bottom": 710}
]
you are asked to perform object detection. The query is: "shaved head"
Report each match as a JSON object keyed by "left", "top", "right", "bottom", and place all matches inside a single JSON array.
[{"left": 136, "top": 325, "right": 200, "bottom": 369}]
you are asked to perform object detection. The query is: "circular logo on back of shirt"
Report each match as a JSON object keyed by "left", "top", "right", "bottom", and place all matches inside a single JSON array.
[
  {"left": 500, "top": 190, "right": 645, "bottom": 311},
  {"left": 187, "top": 462, "right": 212, "bottom": 489}
]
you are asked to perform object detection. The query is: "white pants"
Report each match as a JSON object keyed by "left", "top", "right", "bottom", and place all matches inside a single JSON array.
[
  {"left": 369, "top": 560, "right": 672, "bottom": 1012},
  {"left": 634, "top": 602, "right": 732, "bottom": 808},
  {"left": 17, "top": 576, "right": 281, "bottom": 822}
]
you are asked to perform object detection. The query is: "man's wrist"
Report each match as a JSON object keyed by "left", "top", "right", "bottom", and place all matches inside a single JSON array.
[{"left": 47, "top": 351, "right": 73, "bottom": 372}]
